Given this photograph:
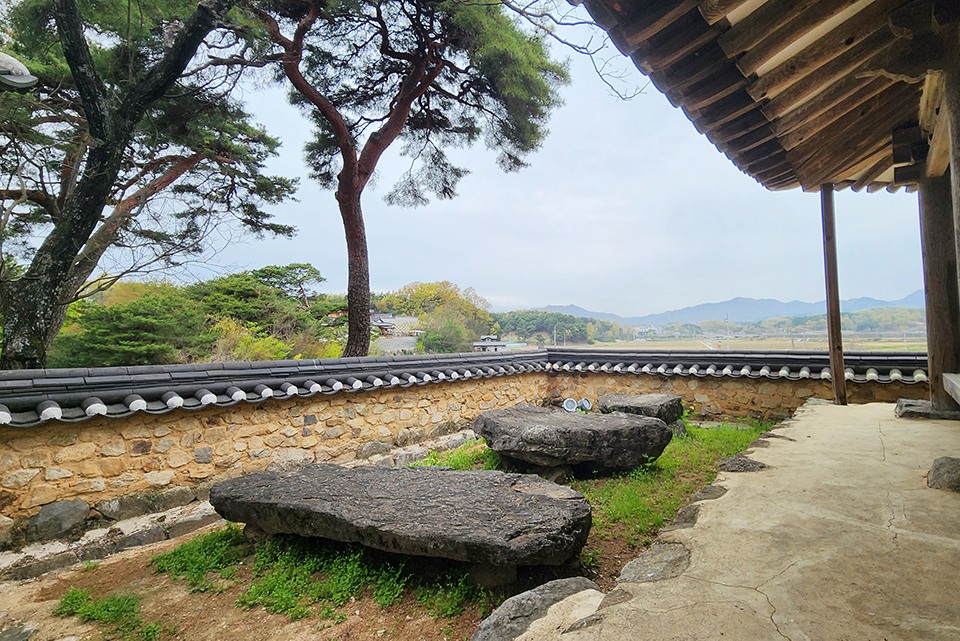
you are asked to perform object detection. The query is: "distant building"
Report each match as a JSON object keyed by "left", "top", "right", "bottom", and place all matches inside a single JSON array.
[
  {"left": 473, "top": 336, "right": 526, "bottom": 352},
  {"left": 371, "top": 316, "right": 395, "bottom": 336},
  {"left": 370, "top": 314, "right": 420, "bottom": 337}
]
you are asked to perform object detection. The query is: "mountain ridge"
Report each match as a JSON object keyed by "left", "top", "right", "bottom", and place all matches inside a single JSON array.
[{"left": 541, "top": 290, "right": 925, "bottom": 326}]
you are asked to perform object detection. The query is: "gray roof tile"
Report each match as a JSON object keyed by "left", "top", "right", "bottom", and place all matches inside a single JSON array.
[{"left": 0, "top": 348, "right": 927, "bottom": 429}]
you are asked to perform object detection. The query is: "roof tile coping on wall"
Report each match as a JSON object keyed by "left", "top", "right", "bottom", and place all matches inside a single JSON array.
[{"left": 0, "top": 349, "right": 926, "bottom": 429}]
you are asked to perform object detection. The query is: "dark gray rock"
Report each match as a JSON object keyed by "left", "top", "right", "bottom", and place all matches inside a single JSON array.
[
  {"left": 928, "top": 457, "right": 960, "bottom": 492},
  {"left": 473, "top": 404, "right": 672, "bottom": 471},
  {"left": 76, "top": 540, "right": 120, "bottom": 562},
  {"left": 598, "top": 393, "right": 684, "bottom": 424},
  {"left": 0, "top": 622, "right": 38, "bottom": 641},
  {"left": 116, "top": 525, "right": 166, "bottom": 551},
  {"left": 96, "top": 494, "right": 151, "bottom": 520},
  {"left": 667, "top": 420, "right": 687, "bottom": 437},
  {"left": 25, "top": 499, "right": 89, "bottom": 542},
  {"left": 896, "top": 399, "right": 960, "bottom": 420},
  {"left": 692, "top": 484, "right": 727, "bottom": 502},
  {"left": 719, "top": 454, "right": 769, "bottom": 472},
  {"left": 165, "top": 511, "right": 224, "bottom": 540},
  {"left": 617, "top": 542, "right": 690, "bottom": 584},
  {"left": 470, "top": 577, "right": 600, "bottom": 641},
  {"left": 96, "top": 486, "right": 195, "bottom": 521},
  {"left": 660, "top": 503, "right": 700, "bottom": 532},
  {"left": 1, "top": 551, "right": 78, "bottom": 580},
  {"left": 210, "top": 464, "right": 591, "bottom": 566},
  {"left": 359, "top": 440, "right": 393, "bottom": 459}
]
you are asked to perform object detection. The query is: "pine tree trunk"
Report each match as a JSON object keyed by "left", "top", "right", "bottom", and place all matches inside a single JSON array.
[
  {"left": 0, "top": 143, "right": 124, "bottom": 369},
  {"left": 338, "top": 188, "right": 371, "bottom": 357},
  {"left": 1, "top": 280, "right": 52, "bottom": 370}
]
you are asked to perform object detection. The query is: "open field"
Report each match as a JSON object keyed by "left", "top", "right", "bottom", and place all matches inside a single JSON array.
[{"left": 536, "top": 337, "right": 927, "bottom": 352}]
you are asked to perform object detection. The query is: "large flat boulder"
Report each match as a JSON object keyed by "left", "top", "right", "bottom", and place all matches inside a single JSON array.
[
  {"left": 598, "top": 393, "right": 686, "bottom": 436},
  {"left": 473, "top": 404, "right": 672, "bottom": 471},
  {"left": 209, "top": 463, "right": 591, "bottom": 566}
]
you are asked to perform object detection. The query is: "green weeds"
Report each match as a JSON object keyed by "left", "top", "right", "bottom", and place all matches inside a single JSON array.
[
  {"left": 149, "top": 527, "right": 494, "bottom": 623},
  {"left": 409, "top": 438, "right": 500, "bottom": 470},
  {"left": 576, "top": 423, "right": 766, "bottom": 542},
  {"left": 578, "top": 547, "right": 602, "bottom": 574},
  {"left": 54, "top": 589, "right": 172, "bottom": 640},
  {"left": 150, "top": 523, "right": 250, "bottom": 592},
  {"left": 235, "top": 535, "right": 485, "bottom": 619},
  {"left": 415, "top": 570, "right": 485, "bottom": 618}
]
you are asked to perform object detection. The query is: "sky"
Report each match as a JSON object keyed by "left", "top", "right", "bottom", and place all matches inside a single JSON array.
[{"left": 212, "top": 40, "right": 924, "bottom": 319}]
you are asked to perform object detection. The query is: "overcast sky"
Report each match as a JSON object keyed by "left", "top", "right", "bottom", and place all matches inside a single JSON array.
[{"left": 215, "top": 44, "right": 924, "bottom": 319}]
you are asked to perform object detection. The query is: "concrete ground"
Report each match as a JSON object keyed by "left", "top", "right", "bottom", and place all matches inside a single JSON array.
[{"left": 523, "top": 401, "right": 960, "bottom": 640}]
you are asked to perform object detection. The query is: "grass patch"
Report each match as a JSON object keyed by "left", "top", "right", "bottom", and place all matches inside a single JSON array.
[
  {"left": 54, "top": 588, "right": 172, "bottom": 640},
  {"left": 409, "top": 438, "right": 500, "bottom": 470},
  {"left": 235, "top": 535, "right": 488, "bottom": 620},
  {"left": 416, "top": 571, "right": 485, "bottom": 619},
  {"left": 575, "top": 422, "right": 766, "bottom": 543},
  {"left": 152, "top": 528, "right": 495, "bottom": 622},
  {"left": 150, "top": 523, "right": 251, "bottom": 592}
]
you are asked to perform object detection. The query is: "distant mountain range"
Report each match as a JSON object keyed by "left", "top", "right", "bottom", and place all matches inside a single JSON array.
[{"left": 543, "top": 290, "right": 925, "bottom": 326}]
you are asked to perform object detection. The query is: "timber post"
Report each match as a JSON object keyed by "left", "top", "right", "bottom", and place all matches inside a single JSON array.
[
  {"left": 919, "top": 174, "right": 960, "bottom": 409},
  {"left": 947, "top": 54, "right": 960, "bottom": 262},
  {"left": 820, "top": 183, "right": 847, "bottom": 405}
]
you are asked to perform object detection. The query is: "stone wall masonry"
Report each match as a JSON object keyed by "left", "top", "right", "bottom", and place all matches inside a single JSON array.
[
  {"left": 0, "top": 374, "right": 552, "bottom": 543},
  {"left": 549, "top": 373, "right": 928, "bottom": 421},
  {"left": 0, "top": 367, "right": 928, "bottom": 545}
]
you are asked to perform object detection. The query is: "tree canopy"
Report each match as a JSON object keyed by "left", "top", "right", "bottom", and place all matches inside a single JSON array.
[
  {"left": 48, "top": 264, "right": 345, "bottom": 366},
  {"left": 377, "top": 280, "right": 493, "bottom": 353},
  {"left": 492, "top": 309, "right": 630, "bottom": 343},
  {"left": 247, "top": 0, "right": 569, "bottom": 356},
  {"left": 0, "top": 0, "right": 295, "bottom": 368}
]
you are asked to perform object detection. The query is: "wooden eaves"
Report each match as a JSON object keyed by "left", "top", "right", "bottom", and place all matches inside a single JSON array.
[{"left": 582, "top": 0, "right": 959, "bottom": 193}]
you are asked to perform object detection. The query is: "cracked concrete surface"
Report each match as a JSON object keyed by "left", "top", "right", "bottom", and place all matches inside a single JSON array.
[{"left": 530, "top": 402, "right": 960, "bottom": 640}]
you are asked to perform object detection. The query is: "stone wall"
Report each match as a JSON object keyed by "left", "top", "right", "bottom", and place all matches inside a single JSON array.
[
  {"left": 549, "top": 373, "right": 928, "bottom": 421},
  {"left": 0, "top": 374, "right": 552, "bottom": 543},
  {"left": 0, "top": 369, "right": 927, "bottom": 544}
]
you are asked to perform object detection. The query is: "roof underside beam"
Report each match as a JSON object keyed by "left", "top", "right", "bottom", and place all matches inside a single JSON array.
[{"left": 584, "top": 0, "right": 960, "bottom": 191}]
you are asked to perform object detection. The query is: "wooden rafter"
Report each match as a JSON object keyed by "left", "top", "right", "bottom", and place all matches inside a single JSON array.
[
  {"left": 746, "top": 0, "right": 901, "bottom": 102},
  {"left": 698, "top": 0, "right": 753, "bottom": 25},
  {"left": 761, "top": 30, "right": 899, "bottom": 119},
  {"left": 779, "top": 78, "right": 893, "bottom": 148},
  {"left": 735, "top": 0, "right": 864, "bottom": 75},
  {"left": 578, "top": 0, "right": 932, "bottom": 192}
]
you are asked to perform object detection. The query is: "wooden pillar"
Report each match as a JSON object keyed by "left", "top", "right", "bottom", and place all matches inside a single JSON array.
[
  {"left": 945, "top": 60, "right": 960, "bottom": 338},
  {"left": 919, "top": 175, "right": 960, "bottom": 409},
  {"left": 821, "top": 184, "right": 847, "bottom": 405},
  {"left": 948, "top": 62, "right": 960, "bottom": 260}
]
